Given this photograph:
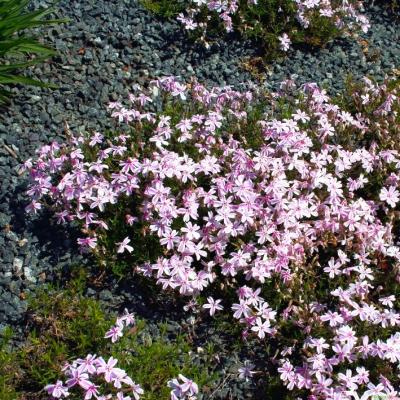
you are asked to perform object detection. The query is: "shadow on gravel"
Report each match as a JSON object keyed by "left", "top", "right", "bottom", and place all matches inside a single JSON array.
[
  {"left": 2, "top": 169, "right": 184, "bottom": 336},
  {"left": 9, "top": 181, "right": 82, "bottom": 266}
]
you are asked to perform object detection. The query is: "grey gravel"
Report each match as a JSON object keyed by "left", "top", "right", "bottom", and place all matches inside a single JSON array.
[{"left": 0, "top": 0, "right": 399, "bottom": 332}]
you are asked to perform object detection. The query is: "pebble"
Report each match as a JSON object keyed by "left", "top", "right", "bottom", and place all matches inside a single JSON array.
[
  {"left": 13, "top": 258, "right": 23, "bottom": 276},
  {"left": 23, "top": 267, "right": 37, "bottom": 283}
]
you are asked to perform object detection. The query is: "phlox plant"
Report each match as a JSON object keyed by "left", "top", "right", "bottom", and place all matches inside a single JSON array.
[
  {"left": 334, "top": 73, "right": 400, "bottom": 151},
  {"left": 24, "top": 73, "right": 400, "bottom": 399},
  {"left": 45, "top": 310, "right": 199, "bottom": 400},
  {"left": 143, "top": 0, "right": 369, "bottom": 57}
]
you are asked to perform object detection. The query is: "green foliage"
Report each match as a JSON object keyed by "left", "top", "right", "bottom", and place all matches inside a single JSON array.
[
  {"left": 141, "top": 0, "right": 348, "bottom": 61},
  {"left": 373, "top": 0, "right": 399, "bottom": 14},
  {"left": 140, "top": 0, "right": 185, "bottom": 18},
  {"left": 15, "top": 268, "right": 114, "bottom": 390},
  {"left": 112, "top": 325, "right": 218, "bottom": 400},
  {"left": 332, "top": 72, "right": 400, "bottom": 150},
  {"left": 0, "top": 327, "right": 19, "bottom": 400},
  {"left": 0, "top": 0, "right": 66, "bottom": 104},
  {"left": 0, "top": 268, "right": 218, "bottom": 399}
]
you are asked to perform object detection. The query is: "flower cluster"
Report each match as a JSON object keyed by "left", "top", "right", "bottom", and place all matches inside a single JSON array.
[
  {"left": 104, "top": 309, "right": 135, "bottom": 343},
  {"left": 340, "top": 74, "right": 400, "bottom": 151},
  {"left": 45, "top": 312, "right": 143, "bottom": 400},
  {"left": 168, "top": 374, "right": 199, "bottom": 400},
  {"left": 45, "top": 311, "right": 199, "bottom": 400},
  {"left": 45, "top": 355, "right": 144, "bottom": 400},
  {"left": 26, "top": 74, "right": 400, "bottom": 398},
  {"left": 175, "top": 0, "right": 369, "bottom": 52}
]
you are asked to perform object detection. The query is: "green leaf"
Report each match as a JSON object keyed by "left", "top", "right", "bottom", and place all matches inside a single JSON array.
[
  {"left": 0, "top": 0, "right": 65, "bottom": 104},
  {"left": 0, "top": 72, "right": 55, "bottom": 87},
  {"left": 0, "top": 58, "right": 47, "bottom": 71}
]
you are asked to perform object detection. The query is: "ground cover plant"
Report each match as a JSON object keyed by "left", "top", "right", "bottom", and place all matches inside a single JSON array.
[
  {"left": 0, "top": 268, "right": 217, "bottom": 400},
  {"left": 0, "top": 0, "right": 64, "bottom": 104},
  {"left": 21, "top": 71, "right": 400, "bottom": 399},
  {"left": 141, "top": 0, "right": 370, "bottom": 58}
]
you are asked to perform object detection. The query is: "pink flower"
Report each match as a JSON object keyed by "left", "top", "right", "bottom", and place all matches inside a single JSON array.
[
  {"left": 80, "top": 381, "right": 99, "bottom": 400},
  {"left": 77, "top": 237, "right": 98, "bottom": 250},
  {"left": 160, "top": 229, "right": 179, "bottom": 250},
  {"left": 65, "top": 366, "right": 91, "bottom": 388},
  {"left": 76, "top": 354, "right": 97, "bottom": 374},
  {"left": 238, "top": 361, "right": 255, "bottom": 382},
  {"left": 379, "top": 186, "right": 399, "bottom": 208},
  {"left": 30, "top": 75, "right": 400, "bottom": 399},
  {"left": 251, "top": 317, "right": 272, "bottom": 339},
  {"left": 116, "top": 237, "right": 134, "bottom": 253},
  {"left": 278, "top": 33, "right": 291, "bottom": 51},
  {"left": 44, "top": 380, "right": 69, "bottom": 398},
  {"left": 96, "top": 357, "right": 124, "bottom": 383},
  {"left": 131, "top": 383, "right": 144, "bottom": 400},
  {"left": 104, "top": 325, "right": 123, "bottom": 343},
  {"left": 202, "top": 297, "right": 223, "bottom": 316},
  {"left": 179, "top": 374, "right": 198, "bottom": 396},
  {"left": 25, "top": 200, "right": 42, "bottom": 214},
  {"left": 117, "top": 309, "right": 135, "bottom": 327},
  {"left": 232, "top": 300, "right": 250, "bottom": 319}
]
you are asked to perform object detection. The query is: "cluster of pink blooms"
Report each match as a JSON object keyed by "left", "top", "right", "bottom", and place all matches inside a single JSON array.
[
  {"left": 176, "top": 0, "right": 369, "bottom": 50},
  {"left": 45, "top": 311, "right": 198, "bottom": 400},
  {"left": 44, "top": 356, "right": 144, "bottom": 400},
  {"left": 104, "top": 309, "right": 136, "bottom": 343},
  {"left": 45, "top": 312, "right": 143, "bottom": 400},
  {"left": 25, "top": 74, "right": 400, "bottom": 398},
  {"left": 168, "top": 374, "right": 199, "bottom": 400}
]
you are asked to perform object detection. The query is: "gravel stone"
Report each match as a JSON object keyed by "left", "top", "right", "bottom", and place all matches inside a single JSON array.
[
  {"left": 23, "top": 267, "right": 37, "bottom": 283},
  {"left": 12, "top": 258, "right": 23, "bottom": 276}
]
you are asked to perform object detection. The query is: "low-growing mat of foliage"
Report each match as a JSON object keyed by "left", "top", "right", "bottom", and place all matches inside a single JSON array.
[
  {"left": 141, "top": 0, "right": 370, "bottom": 60},
  {"left": 0, "top": 0, "right": 400, "bottom": 398},
  {"left": 19, "top": 71, "right": 400, "bottom": 399},
  {"left": 0, "top": 268, "right": 220, "bottom": 400}
]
